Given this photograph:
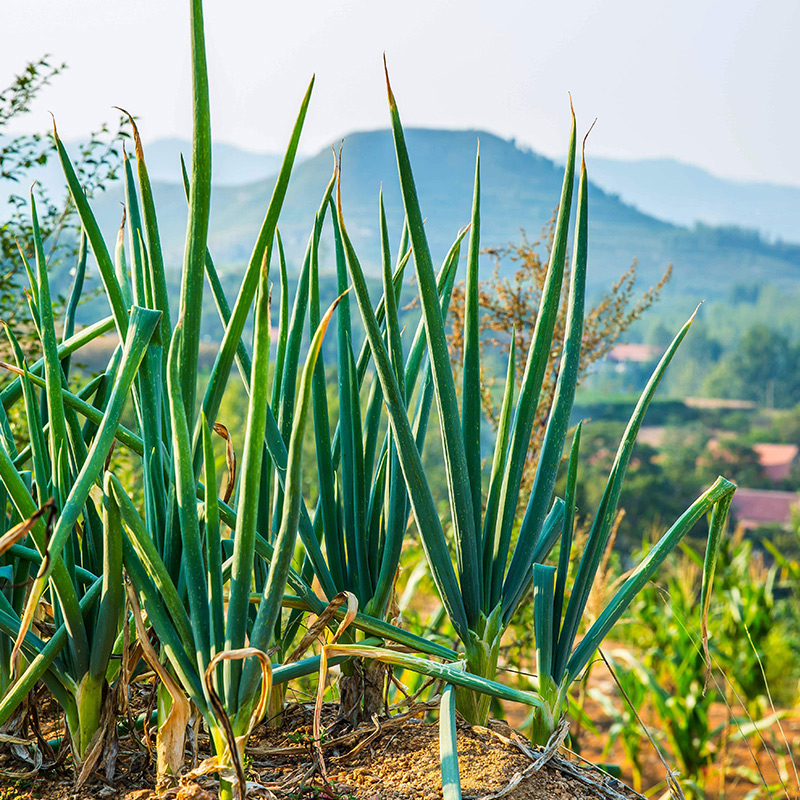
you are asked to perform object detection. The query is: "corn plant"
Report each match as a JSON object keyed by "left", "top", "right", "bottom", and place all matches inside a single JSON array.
[
  {"left": 331, "top": 68, "right": 737, "bottom": 735},
  {"left": 588, "top": 650, "right": 654, "bottom": 793}
]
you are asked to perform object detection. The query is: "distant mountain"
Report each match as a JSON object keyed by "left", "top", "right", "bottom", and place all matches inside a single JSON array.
[
  {"left": 0, "top": 135, "right": 284, "bottom": 204},
  {"left": 589, "top": 157, "right": 800, "bottom": 244},
  {"left": 138, "top": 138, "right": 283, "bottom": 186},
  {"left": 74, "top": 129, "right": 800, "bottom": 310}
]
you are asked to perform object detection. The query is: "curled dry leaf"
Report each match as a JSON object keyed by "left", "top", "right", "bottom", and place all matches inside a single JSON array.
[
  {"left": 212, "top": 422, "right": 237, "bottom": 505},
  {"left": 312, "top": 591, "right": 359, "bottom": 779},
  {"left": 199, "top": 647, "right": 273, "bottom": 800},
  {"left": 0, "top": 732, "right": 43, "bottom": 781},
  {"left": 0, "top": 497, "right": 55, "bottom": 557},
  {"left": 125, "top": 578, "right": 190, "bottom": 787},
  {"left": 286, "top": 590, "right": 358, "bottom": 665}
]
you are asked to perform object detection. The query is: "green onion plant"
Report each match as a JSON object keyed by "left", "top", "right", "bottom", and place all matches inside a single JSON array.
[
  {"left": 332, "top": 68, "right": 736, "bottom": 735},
  {"left": 0, "top": 0, "right": 742, "bottom": 794}
]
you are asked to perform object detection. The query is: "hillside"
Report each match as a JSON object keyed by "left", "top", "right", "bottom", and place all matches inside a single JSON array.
[
  {"left": 81, "top": 128, "right": 800, "bottom": 303},
  {"left": 589, "top": 157, "right": 800, "bottom": 244},
  {"left": 139, "top": 138, "right": 283, "bottom": 186}
]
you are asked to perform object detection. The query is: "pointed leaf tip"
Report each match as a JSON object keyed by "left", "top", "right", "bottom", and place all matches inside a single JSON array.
[
  {"left": 689, "top": 302, "right": 703, "bottom": 324},
  {"left": 335, "top": 145, "right": 344, "bottom": 216},
  {"left": 383, "top": 54, "right": 396, "bottom": 107},
  {"left": 582, "top": 119, "right": 597, "bottom": 164},
  {"left": 114, "top": 107, "right": 145, "bottom": 161},
  {"left": 318, "top": 287, "right": 351, "bottom": 337}
]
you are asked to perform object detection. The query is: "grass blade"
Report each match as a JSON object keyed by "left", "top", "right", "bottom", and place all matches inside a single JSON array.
[
  {"left": 199, "top": 77, "right": 313, "bottom": 435},
  {"left": 700, "top": 479, "right": 734, "bottom": 668},
  {"left": 566, "top": 476, "right": 736, "bottom": 680},
  {"left": 278, "top": 182, "right": 333, "bottom": 439},
  {"left": 237, "top": 291, "right": 346, "bottom": 719},
  {"left": 309, "top": 217, "right": 344, "bottom": 592},
  {"left": 60, "top": 230, "right": 88, "bottom": 377},
  {"left": 167, "top": 318, "right": 211, "bottom": 670},
  {"left": 226, "top": 255, "right": 274, "bottom": 661},
  {"left": 128, "top": 114, "right": 172, "bottom": 340},
  {"left": 6, "top": 330, "right": 50, "bottom": 499},
  {"left": 271, "top": 230, "right": 290, "bottom": 413},
  {"left": 114, "top": 210, "right": 133, "bottom": 310},
  {"left": 0, "top": 578, "right": 101, "bottom": 729},
  {"left": 177, "top": 0, "right": 213, "bottom": 419},
  {"left": 3, "top": 368, "right": 142, "bottom": 460},
  {"left": 29, "top": 192, "right": 70, "bottom": 506},
  {"left": 533, "top": 565, "right": 556, "bottom": 683},
  {"left": 323, "top": 643, "right": 549, "bottom": 714},
  {"left": 556, "top": 306, "right": 701, "bottom": 680},
  {"left": 481, "top": 336, "right": 515, "bottom": 603},
  {"left": 122, "top": 537, "right": 207, "bottom": 711},
  {"left": 108, "top": 474, "right": 194, "bottom": 652},
  {"left": 367, "top": 192, "right": 409, "bottom": 617},
  {"left": 11, "top": 307, "right": 161, "bottom": 668},
  {"left": 203, "top": 246, "right": 252, "bottom": 386},
  {"left": 123, "top": 150, "right": 148, "bottom": 307},
  {"left": 552, "top": 422, "right": 581, "bottom": 654},
  {"left": 0, "top": 316, "right": 115, "bottom": 411},
  {"left": 201, "top": 421, "right": 225, "bottom": 662},
  {"left": 53, "top": 124, "right": 128, "bottom": 339}
]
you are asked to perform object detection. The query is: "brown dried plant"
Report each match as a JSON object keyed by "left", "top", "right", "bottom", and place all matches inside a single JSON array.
[{"left": 448, "top": 215, "right": 671, "bottom": 496}]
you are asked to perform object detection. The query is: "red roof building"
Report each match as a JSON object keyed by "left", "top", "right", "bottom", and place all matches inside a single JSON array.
[
  {"left": 607, "top": 343, "right": 662, "bottom": 363},
  {"left": 730, "top": 488, "right": 800, "bottom": 530},
  {"left": 752, "top": 443, "right": 799, "bottom": 482}
]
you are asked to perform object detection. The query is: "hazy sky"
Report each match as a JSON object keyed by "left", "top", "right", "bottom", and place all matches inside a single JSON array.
[{"left": 3, "top": 1, "right": 798, "bottom": 186}]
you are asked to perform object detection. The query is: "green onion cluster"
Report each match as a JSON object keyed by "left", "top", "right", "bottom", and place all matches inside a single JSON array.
[{"left": 0, "top": 0, "right": 735, "bottom": 795}]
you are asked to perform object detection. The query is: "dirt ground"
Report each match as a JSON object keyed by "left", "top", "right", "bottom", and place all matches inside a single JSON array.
[
  {"left": 0, "top": 698, "right": 642, "bottom": 800},
  {"left": 0, "top": 675, "right": 797, "bottom": 799}
]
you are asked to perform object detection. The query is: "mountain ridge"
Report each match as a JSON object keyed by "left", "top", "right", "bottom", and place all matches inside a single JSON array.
[
  {"left": 52, "top": 128, "right": 800, "bottom": 308},
  {"left": 132, "top": 134, "right": 800, "bottom": 246},
  {"left": 589, "top": 156, "right": 800, "bottom": 244}
]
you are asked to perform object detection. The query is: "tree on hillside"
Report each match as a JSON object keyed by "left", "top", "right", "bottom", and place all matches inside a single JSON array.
[
  {"left": 448, "top": 218, "right": 671, "bottom": 498},
  {"left": 0, "top": 56, "right": 125, "bottom": 357},
  {"left": 704, "top": 324, "right": 800, "bottom": 409}
]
